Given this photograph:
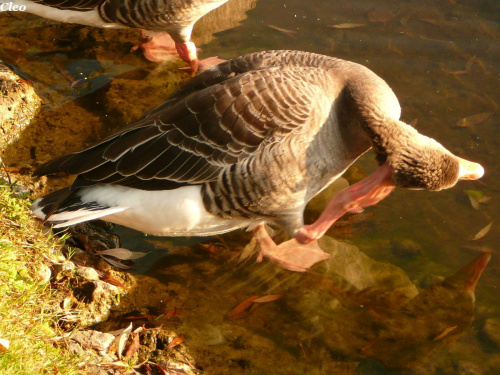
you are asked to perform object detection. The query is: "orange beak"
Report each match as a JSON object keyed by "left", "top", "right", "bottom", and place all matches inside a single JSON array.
[{"left": 457, "top": 157, "right": 484, "bottom": 181}]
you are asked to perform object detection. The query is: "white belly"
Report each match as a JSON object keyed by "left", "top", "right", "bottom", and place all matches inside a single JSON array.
[
  {"left": 84, "top": 184, "right": 252, "bottom": 236},
  {"left": 17, "top": 1, "right": 123, "bottom": 29}
]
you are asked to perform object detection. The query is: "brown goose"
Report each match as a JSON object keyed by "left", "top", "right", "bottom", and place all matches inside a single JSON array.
[
  {"left": 31, "top": 50, "right": 484, "bottom": 272},
  {"left": 17, "top": 0, "right": 229, "bottom": 73}
]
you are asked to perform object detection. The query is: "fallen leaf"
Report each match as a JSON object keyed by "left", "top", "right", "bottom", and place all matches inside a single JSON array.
[
  {"left": 107, "top": 323, "right": 134, "bottom": 337},
  {"left": 101, "top": 272, "right": 125, "bottom": 288},
  {"left": 472, "top": 222, "right": 493, "bottom": 240},
  {"left": 454, "top": 112, "right": 494, "bottom": 127},
  {"left": 329, "top": 23, "right": 365, "bottom": 29},
  {"left": 99, "top": 256, "right": 132, "bottom": 270},
  {"left": 253, "top": 294, "right": 284, "bottom": 303},
  {"left": 98, "top": 248, "right": 148, "bottom": 260},
  {"left": 478, "top": 197, "right": 492, "bottom": 204},
  {"left": 160, "top": 308, "right": 179, "bottom": 320},
  {"left": 433, "top": 325, "right": 458, "bottom": 341},
  {"left": 125, "top": 332, "right": 141, "bottom": 358},
  {"left": 268, "top": 24, "right": 297, "bottom": 37},
  {"left": 115, "top": 323, "right": 133, "bottom": 359},
  {"left": 166, "top": 334, "right": 185, "bottom": 349},
  {"left": 468, "top": 195, "right": 480, "bottom": 210},
  {"left": 228, "top": 295, "right": 259, "bottom": 320}
]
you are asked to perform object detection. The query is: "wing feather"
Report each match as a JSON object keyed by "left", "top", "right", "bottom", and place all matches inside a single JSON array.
[{"left": 35, "top": 55, "right": 323, "bottom": 193}]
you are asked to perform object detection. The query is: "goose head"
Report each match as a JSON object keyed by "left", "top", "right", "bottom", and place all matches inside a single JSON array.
[{"left": 375, "top": 120, "right": 484, "bottom": 191}]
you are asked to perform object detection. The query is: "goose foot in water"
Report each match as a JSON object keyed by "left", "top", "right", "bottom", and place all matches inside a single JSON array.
[
  {"left": 132, "top": 30, "right": 224, "bottom": 74},
  {"left": 253, "top": 224, "right": 330, "bottom": 272},
  {"left": 131, "top": 31, "right": 180, "bottom": 62},
  {"left": 296, "top": 163, "right": 395, "bottom": 244}
]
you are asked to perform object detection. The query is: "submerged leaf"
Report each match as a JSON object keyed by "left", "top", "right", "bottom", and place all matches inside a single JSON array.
[
  {"left": 268, "top": 24, "right": 297, "bottom": 37},
  {"left": 98, "top": 248, "right": 148, "bottom": 260},
  {"left": 99, "top": 256, "right": 132, "bottom": 270},
  {"left": 454, "top": 112, "right": 494, "bottom": 127},
  {"left": 253, "top": 294, "right": 284, "bottom": 303},
  {"left": 166, "top": 334, "right": 185, "bottom": 349},
  {"left": 472, "top": 222, "right": 493, "bottom": 240},
  {"left": 478, "top": 196, "right": 492, "bottom": 204},
  {"left": 468, "top": 195, "right": 480, "bottom": 210},
  {"left": 228, "top": 295, "right": 259, "bottom": 320},
  {"left": 329, "top": 23, "right": 365, "bottom": 29},
  {"left": 433, "top": 325, "right": 458, "bottom": 341},
  {"left": 464, "top": 189, "right": 484, "bottom": 201}
]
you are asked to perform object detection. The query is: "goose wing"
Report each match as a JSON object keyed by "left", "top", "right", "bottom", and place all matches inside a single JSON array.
[
  {"left": 31, "top": 0, "right": 106, "bottom": 11},
  {"left": 34, "top": 59, "right": 322, "bottom": 191}
]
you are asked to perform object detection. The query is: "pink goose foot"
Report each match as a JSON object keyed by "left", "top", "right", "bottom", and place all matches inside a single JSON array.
[
  {"left": 296, "top": 162, "right": 395, "bottom": 244},
  {"left": 131, "top": 30, "right": 179, "bottom": 62},
  {"left": 253, "top": 224, "right": 330, "bottom": 272}
]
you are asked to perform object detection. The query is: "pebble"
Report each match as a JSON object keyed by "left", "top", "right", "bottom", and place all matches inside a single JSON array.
[{"left": 75, "top": 266, "right": 100, "bottom": 281}]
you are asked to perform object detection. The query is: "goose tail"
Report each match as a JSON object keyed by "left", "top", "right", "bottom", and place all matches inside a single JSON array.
[{"left": 31, "top": 187, "right": 125, "bottom": 228}]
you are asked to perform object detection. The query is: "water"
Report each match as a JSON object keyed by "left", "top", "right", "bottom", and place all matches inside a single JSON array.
[{"left": 1, "top": 0, "right": 499, "bottom": 373}]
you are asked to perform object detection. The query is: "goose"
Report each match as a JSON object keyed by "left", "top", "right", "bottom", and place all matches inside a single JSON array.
[
  {"left": 31, "top": 50, "right": 484, "bottom": 272},
  {"left": 16, "top": 0, "right": 230, "bottom": 73}
]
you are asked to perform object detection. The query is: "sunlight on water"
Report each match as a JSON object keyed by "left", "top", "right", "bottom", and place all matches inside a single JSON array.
[{"left": 0, "top": 0, "right": 498, "bottom": 373}]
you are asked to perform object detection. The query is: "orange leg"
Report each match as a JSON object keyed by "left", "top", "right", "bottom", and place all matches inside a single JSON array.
[{"left": 296, "top": 163, "right": 395, "bottom": 244}]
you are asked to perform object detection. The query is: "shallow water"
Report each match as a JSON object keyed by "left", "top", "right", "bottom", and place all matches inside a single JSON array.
[{"left": 1, "top": 0, "right": 499, "bottom": 373}]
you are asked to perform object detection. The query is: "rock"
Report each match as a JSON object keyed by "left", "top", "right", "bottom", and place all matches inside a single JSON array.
[
  {"left": 390, "top": 238, "right": 423, "bottom": 257},
  {"left": 52, "top": 260, "right": 76, "bottom": 280},
  {"left": 75, "top": 266, "right": 100, "bottom": 281},
  {"left": 0, "top": 60, "right": 41, "bottom": 151},
  {"left": 35, "top": 263, "right": 51, "bottom": 283},
  {"left": 69, "top": 330, "right": 115, "bottom": 352},
  {"left": 482, "top": 318, "right": 500, "bottom": 349}
]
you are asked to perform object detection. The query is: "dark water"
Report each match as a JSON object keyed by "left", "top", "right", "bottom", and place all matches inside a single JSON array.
[{"left": 1, "top": 0, "right": 499, "bottom": 373}]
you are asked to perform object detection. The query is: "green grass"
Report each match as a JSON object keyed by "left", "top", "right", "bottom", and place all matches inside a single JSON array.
[{"left": 0, "top": 181, "right": 83, "bottom": 374}]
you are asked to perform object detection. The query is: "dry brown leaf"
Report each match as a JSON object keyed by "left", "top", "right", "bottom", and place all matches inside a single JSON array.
[
  {"left": 479, "top": 196, "right": 492, "bottom": 204},
  {"left": 329, "top": 23, "right": 365, "bottom": 29},
  {"left": 268, "top": 24, "right": 297, "bottom": 37},
  {"left": 125, "top": 332, "right": 141, "bottom": 358},
  {"left": 468, "top": 195, "right": 480, "bottom": 210},
  {"left": 253, "top": 294, "right": 284, "bottom": 303},
  {"left": 228, "top": 295, "right": 259, "bottom": 320},
  {"left": 166, "top": 334, "right": 185, "bottom": 349},
  {"left": 454, "top": 112, "right": 494, "bottom": 127},
  {"left": 433, "top": 325, "right": 458, "bottom": 341},
  {"left": 472, "top": 222, "right": 493, "bottom": 240}
]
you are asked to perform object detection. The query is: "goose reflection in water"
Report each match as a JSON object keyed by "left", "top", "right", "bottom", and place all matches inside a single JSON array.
[{"left": 212, "top": 234, "right": 490, "bottom": 372}]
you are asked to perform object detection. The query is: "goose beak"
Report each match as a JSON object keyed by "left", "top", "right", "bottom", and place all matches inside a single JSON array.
[{"left": 457, "top": 157, "right": 484, "bottom": 181}]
